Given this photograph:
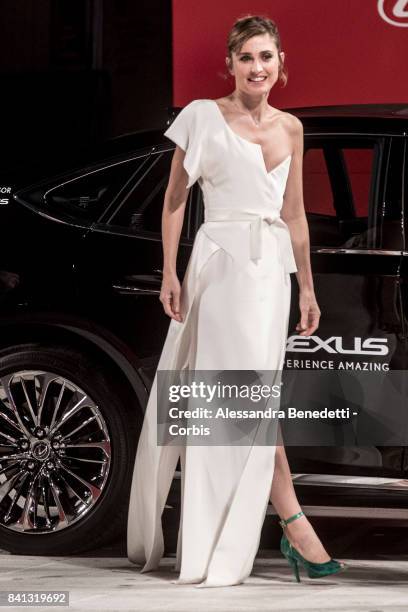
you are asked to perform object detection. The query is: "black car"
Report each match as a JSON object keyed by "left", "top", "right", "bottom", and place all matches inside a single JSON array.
[{"left": 0, "top": 103, "right": 407, "bottom": 556}]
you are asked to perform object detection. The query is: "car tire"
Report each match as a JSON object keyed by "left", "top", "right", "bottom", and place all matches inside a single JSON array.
[{"left": 0, "top": 343, "right": 140, "bottom": 555}]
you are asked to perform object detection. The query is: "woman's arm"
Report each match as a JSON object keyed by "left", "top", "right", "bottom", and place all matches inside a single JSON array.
[
  {"left": 160, "top": 145, "right": 190, "bottom": 322},
  {"left": 280, "top": 115, "right": 321, "bottom": 336}
]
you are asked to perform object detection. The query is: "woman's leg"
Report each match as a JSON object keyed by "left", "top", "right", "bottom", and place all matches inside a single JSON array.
[{"left": 270, "top": 444, "right": 331, "bottom": 563}]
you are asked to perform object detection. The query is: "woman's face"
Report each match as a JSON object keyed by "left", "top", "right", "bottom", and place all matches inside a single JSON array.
[{"left": 228, "top": 33, "right": 283, "bottom": 97}]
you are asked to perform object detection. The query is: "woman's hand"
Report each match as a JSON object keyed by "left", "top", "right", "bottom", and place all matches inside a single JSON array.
[
  {"left": 160, "top": 272, "right": 183, "bottom": 322},
  {"left": 295, "top": 290, "right": 321, "bottom": 336}
]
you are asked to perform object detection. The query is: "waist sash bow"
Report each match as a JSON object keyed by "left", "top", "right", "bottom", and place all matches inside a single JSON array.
[{"left": 204, "top": 208, "right": 297, "bottom": 274}]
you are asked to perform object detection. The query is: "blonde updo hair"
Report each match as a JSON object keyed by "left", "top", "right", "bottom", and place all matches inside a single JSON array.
[{"left": 226, "top": 14, "right": 288, "bottom": 88}]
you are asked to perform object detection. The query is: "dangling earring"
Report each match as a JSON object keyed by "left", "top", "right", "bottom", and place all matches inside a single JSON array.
[{"left": 227, "top": 60, "right": 234, "bottom": 82}]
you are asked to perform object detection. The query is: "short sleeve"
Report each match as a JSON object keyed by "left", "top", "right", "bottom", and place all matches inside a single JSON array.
[{"left": 164, "top": 99, "right": 202, "bottom": 189}]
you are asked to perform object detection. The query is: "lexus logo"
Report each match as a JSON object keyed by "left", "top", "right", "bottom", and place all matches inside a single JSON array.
[
  {"left": 378, "top": 0, "right": 408, "bottom": 26},
  {"left": 286, "top": 336, "right": 389, "bottom": 356},
  {"left": 32, "top": 441, "right": 51, "bottom": 460}
]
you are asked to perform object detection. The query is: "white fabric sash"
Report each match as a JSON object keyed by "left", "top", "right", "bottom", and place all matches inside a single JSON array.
[{"left": 203, "top": 208, "right": 298, "bottom": 274}]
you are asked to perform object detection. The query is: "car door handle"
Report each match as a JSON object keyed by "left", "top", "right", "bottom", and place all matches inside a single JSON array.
[
  {"left": 313, "top": 248, "right": 348, "bottom": 254},
  {"left": 313, "top": 248, "right": 402, "bottom": 255},
  {"left": 112, "top": 270, "right": 163, "bottom": 295}
]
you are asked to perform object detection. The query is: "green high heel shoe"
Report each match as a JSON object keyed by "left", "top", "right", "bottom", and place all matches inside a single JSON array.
[{"left": 279, "top": 510, "right": 346, "bottom": 582}]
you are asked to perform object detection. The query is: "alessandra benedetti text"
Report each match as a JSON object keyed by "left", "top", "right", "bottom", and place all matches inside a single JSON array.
[{"left": 167, "top": 407, "right": 354, "bottom": 420}]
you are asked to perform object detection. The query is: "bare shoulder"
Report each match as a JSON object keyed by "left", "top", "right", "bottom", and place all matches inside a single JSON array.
[
  {"left": 273, "top": 110, "right": 303, "bottom": 155},
  {"left": 276, "top": 110, "right": 303, "bottom": 134}
]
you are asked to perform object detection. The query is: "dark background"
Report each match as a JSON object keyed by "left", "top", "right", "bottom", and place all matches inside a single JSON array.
[{"left": 0, "top": 0, "right": 172, "bottom": 168}]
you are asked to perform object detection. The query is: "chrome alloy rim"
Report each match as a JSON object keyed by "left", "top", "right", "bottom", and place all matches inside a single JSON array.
[{"left": 0, "top": 370, "right": 111, "bottom": 534}]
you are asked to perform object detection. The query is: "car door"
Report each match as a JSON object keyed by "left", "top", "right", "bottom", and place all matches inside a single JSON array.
[
  {"left": 72, "top": 145, "right": 200, "bottom": 382},
  {"left": 285, "top": 130, "right": 406, "bottom": 481}
]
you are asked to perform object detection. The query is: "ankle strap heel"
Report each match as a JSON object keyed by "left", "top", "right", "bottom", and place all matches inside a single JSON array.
[
  {"left": 278, "top": 510, "right": 304, "bottom": 529},
  {"left": 278, "top": 509, "right": 347, "bottom": 582}
]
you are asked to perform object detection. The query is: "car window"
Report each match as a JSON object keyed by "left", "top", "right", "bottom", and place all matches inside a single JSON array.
[
  {"left": 44, "top": 158, "right": 145, "bottom": 222},
  {"left": 303, "top": 138, "right": 385, "bottom": 250},
  {"left": 106, "top": 150, "right": 195, "bottom": 240}
]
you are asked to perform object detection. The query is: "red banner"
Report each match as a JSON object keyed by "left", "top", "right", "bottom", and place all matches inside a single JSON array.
[{"left": 171, "top": 0, "right": 408, "bottom": 107}]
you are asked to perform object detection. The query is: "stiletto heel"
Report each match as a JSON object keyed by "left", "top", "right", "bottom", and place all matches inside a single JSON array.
[
  {"left": 292, "top": 558, "right": 300, "bottom": 583},
  {"left": 287, "top": 554, "right": 300, "bottom": 583},
  {"left": 278, "top": 510, "right": 347, "bottom": 582}
]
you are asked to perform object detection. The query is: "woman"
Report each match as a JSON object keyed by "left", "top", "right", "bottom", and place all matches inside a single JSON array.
[{"left": 127, "top": 14, "right": 346, "bottom": 587}]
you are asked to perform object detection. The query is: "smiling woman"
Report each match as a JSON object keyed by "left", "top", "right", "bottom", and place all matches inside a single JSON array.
[{"left": 127, "top": 14, "right": 344, "bottom": 588}]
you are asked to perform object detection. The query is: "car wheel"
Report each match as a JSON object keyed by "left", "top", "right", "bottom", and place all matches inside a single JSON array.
[{"left": 0, "top": 343, "right": 140, "bottom": 555}]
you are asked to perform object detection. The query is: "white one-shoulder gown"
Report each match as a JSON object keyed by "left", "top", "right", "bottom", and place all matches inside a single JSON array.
[{"left": 127, "top": 99, "right": 298, "bottom": 588}]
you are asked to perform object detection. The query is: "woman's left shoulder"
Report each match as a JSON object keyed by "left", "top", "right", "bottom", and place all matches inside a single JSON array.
[{"left": 277, "top": 110, "right": 303, "bottom": 133}]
